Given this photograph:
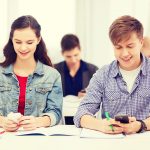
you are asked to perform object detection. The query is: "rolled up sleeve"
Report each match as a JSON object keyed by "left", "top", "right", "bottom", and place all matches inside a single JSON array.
[
  {"left": 43, "top": 74, "right": 63, "bottom": 126},
  {"left": 74, "top": 69, "right": 104, "bottom": 127}
]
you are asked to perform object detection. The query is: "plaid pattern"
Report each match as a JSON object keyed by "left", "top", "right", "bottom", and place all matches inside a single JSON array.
[{"left": 74, "top": 55, "right": 150, "bottom": 127}]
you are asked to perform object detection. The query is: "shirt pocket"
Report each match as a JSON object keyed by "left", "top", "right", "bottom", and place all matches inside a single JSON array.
[
  {"left": 0, "top": 84, "right": 12, "bottom": 116},
  {"left": 35, "top": 84, "right": 53, "bottom": 104},
  {"left": 35, "top": 84, "right": 53, "bottom": 115},
  {"left": 0, "top": 85, "right": 11, "bottom": 92},
  {"left": 137, "top": 88, "right": 150, "bottom": 113},
  {"left": 103, "top": 91, "right": 121, "bottom": 115},
  {"left": 0, "top": 84, "right": 12, "bottom": 98},
  {"left": 36, "top": 86, "right": 52, "bottom": 94},
  {"left": 138, "top": 88, "right": 150, "bottom": 99}
]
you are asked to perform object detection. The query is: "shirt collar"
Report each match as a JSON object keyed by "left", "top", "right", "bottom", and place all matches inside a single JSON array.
[
  {"left": 110, "top": 54, "right": 147, "bottom": 78},
  {"left": 140, "top": 54, "right": 147, "bottom": 76},
  {"left": 109, "top": 60, "right": 121, "bottom": 78},
  {"left": 33, "top": 61, "right": 44, "bottom": 76},
  {"left": 64, "top": 60, "right": 88, "bottom": 73},
  {"left": 80, "top": 60, "right": 88, "bottom": 71},
  {"left": 2, "top": 61, "right": 44, "bottom": 76}
]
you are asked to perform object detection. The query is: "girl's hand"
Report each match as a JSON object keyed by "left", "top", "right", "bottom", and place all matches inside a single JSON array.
[
  {"left": 2, "top": 117, "right": 19, "bottom": 132},
  {"left": 19, "top": 116, "right": 37, "bottom": 131}
]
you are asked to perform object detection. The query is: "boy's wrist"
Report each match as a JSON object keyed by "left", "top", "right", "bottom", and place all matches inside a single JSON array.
[{"left": 136, "top": 120, "right": 147, "bottom": 133}]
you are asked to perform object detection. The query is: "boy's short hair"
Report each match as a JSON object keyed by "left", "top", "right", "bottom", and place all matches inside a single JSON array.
[
  {"left": 61, "top": 34, "right": 80, "bottom": 52},
  {"left": 109, "top": 15, "right": 143, "bottom": 45}
]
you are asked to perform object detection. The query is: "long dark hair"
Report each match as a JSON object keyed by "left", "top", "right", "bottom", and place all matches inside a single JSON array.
[{"left": 0, "top": 15, "right": 52, "bottom": 67}]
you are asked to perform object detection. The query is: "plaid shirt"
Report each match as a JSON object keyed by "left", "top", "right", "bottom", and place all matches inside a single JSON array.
[{"left": 74, "top": 55, "right": 150, "bottom": 127}]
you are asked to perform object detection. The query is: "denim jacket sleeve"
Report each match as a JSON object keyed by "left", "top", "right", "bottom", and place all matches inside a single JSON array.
[{"left": 40, "top": 73, "right": 63, "bottom": 126}]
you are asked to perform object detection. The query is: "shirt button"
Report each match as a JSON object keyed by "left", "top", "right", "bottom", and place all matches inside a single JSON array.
[{"left": 29, "top": 88, "right": 32, "bottom": 91}]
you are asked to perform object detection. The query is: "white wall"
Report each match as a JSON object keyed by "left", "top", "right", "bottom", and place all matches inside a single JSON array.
[
  {"left": 0, "top": 0, "right": 76, "bottom": 64},
  {"left": 76, "top": 0, "right": 150, "bottom": 68},
  {"left": 0, "top": 0, "right": 7, "bottom": 58},
  {"left": 1, "top": 0, "right": 150, "bottom": 67},
  {"left": 76, "top": 0, "right": 113, "bottom": 68}
]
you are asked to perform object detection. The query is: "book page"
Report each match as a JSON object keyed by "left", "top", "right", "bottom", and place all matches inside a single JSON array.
[
  {"left": 45, "top": 125, "right": 81, "bottom": 136},
  {"left": 80, "top": 128, "right": 125, "bottom": 139},
  {"left": 15, "top": 127, "right": 47, "bottom": 136},
  {"left": 15, "top": 125, "right": 81, "bottom": 136}
]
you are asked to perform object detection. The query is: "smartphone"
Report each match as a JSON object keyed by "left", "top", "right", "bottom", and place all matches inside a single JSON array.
[
  {"left": 80, "top": 89, "right": 86, "bottom": 93},
  {"left": 115, "top": 115, "right": 129, "bottom": 123}
]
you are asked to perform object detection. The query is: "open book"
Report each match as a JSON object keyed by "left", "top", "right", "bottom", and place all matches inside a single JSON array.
[
  {"left": 15, "top": 125, "right": 81, "bottom": 136},
  {"left": 80, "top": 128, "right": 125, "bottom": 139}
]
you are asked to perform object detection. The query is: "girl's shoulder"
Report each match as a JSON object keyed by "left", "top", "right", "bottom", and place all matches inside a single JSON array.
[{"left": 42, "top": 64, "right": 61, "bottom": 77}]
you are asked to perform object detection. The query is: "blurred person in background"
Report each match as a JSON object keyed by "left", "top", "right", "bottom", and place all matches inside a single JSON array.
[{"left": 55, "top": 34, "right": 98, "bottom": 125}]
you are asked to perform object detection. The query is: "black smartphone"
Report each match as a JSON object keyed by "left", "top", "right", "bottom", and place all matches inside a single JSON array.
[
  {"left": 80, "top": 89, "right": 86, "bottom": 93},
  {"left": 115, "top": 115, "right": 129, "bottom": 123}
]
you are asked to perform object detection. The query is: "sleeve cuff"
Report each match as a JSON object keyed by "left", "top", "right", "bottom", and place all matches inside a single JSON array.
[
  {"left": 40, "top": 113, "right": 57, "bottom": 127},
  {"left": 74, "top": 112, "right": 94, "bottom": 127}
]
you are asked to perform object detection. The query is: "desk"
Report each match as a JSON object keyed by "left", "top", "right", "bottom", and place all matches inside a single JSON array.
[{"left": 1, "top": 126, "right": 150, "bottom": 150}]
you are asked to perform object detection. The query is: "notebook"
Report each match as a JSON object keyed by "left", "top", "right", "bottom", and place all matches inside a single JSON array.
[
  {"left": 15, "top": 125, "right": 80, "bottom": 136},
  {"left": 80, "top": 128, "right": 125, "bottom": 139}
]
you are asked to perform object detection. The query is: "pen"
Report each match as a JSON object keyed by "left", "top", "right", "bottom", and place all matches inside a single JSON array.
[{"left": 105, "top": 112, "right": 114, "bottom": 132}]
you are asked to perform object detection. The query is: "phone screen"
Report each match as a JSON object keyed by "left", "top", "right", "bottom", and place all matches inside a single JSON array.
[{"left": 115, "top": 115, "right": 129, "bottom": 123}]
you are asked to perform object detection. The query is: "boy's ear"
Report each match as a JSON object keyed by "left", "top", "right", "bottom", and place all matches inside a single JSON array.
[{"left": 140, "top": 38, "right": 144, "bottom": 49}]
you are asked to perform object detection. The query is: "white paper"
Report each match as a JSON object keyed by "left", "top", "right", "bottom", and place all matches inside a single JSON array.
[
  {"left": 126, "top": 131, "right": 150, "bottom": 138},
  {"left": 80, "top": 128, "right": 125, "bottom": 139}
]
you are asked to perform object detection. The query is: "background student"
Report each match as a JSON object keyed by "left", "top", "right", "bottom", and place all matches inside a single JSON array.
[
  {"left": 0, "top": 15, "right": 63, "bottom": 131},
  {"left": 54, "top": 34, "right": 98, "bottom": 125},
  {"left": 74, "top": 15, "right": 150, "bottom": 134},
  {"left": 55, "top": 34, "right": 98, "bottom": 97}
]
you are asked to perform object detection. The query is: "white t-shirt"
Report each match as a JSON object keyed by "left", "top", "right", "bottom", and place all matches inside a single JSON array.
[{"left": 119, "top": 66, "right": 141, "bottom": 93}]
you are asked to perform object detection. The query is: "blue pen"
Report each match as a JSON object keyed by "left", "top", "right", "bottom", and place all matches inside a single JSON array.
[{"left": 105, "top": 112, "right": 114, "bottom": 131}]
